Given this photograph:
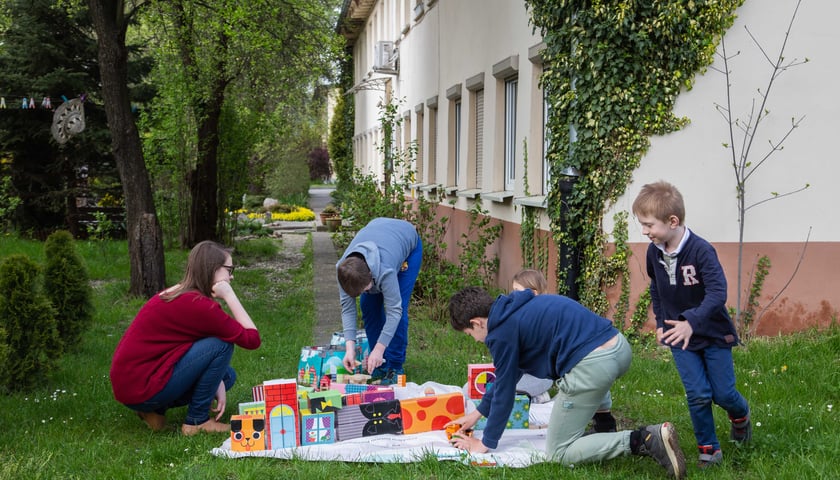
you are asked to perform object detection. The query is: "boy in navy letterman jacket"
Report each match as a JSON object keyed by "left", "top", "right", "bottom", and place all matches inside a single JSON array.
[{"left": 633, "top": 181, "right": 751, "bottom": 469}]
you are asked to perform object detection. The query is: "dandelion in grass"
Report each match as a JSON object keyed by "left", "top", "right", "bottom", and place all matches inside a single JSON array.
[
  {"left": 828, "top": 404, "right": 833, "bottom": 412},
  {"left": 756, "top": 421, "right": 762, "bottom": 427}
]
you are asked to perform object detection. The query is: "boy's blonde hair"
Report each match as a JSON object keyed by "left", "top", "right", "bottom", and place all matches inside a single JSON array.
[
  {"left": 511, "top": 268, "right": 548, "bottom": 294},
  {"left": 632, "top": 181, "right": 685, "bottom": 225}
]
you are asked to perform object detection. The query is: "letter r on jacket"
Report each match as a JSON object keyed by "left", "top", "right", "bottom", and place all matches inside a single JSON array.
[{"left": 681, "top": 265, "right": 699, "bottom": 286}]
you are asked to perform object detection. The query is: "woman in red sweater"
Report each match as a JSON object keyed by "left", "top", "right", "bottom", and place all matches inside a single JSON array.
[{"left": 110, "top": 241, "right": 261, "bottom": 435}]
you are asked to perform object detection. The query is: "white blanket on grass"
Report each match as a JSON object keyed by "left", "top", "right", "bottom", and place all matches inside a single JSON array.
[{"left": 211, "top": 381, "right": 554, "bottom": 467}]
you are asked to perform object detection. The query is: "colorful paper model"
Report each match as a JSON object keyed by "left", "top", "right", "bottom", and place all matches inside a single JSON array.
[
  {"left": 297, "top": 345, "right": 365, "bottom": 387},
  {"left": 344, "top": 383, "right": 373, "bottom": 394},
  {"left": 297, "top": 391, "right": 310, "bottom": 412},
  {"left": 264, "top": 378, "right": 299, "bottom": 449},
  {"left": 230, "top": 415, "right": 266, "bottom": 452},
  {"left": 252, "top": 384, "right": 264, "bottom": 402},
  {"left": 468, "top": 363, "right": 496, "bottom": 399},
  {"left": 400, "top": 392, "right": 465, "bottom": 435},
  {"left": 330, "top": 330, "right": 370, "bottom": 357},
  {"left": 336, "top": 399, "right": 403, "bottom": 441},
  {"left": 300, "top": 412, "right": 335, "bottom": 445},
  {"left": 473, "top": 394, "right": 530, "bottom": 430},
  {"left": 361, "top": 389, "right": 395, "bottom": 403},
  {"left": 308, "top": 390, "right": 342, "bottom": 413},
  {"left": 238, "top": 400, "right": 265, "bottom": 416}
]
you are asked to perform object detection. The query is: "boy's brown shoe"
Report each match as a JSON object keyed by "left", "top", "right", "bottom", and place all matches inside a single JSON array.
[
  {"left": 181, "top": 419, "right": 230, "bottom": 436},
  {"left": 137, "top": 411, "right": 167, "bottom": 431}
]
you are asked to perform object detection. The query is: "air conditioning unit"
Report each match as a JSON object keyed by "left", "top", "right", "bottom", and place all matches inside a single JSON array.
[{"left": 374, "top": 41, "right": 398, "bottom": 74}]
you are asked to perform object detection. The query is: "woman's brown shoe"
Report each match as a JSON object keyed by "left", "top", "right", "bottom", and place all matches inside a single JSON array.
[
  {"left": 181, "top": 419, "right": 230, "bottom": 436},
  {"left": 137, "top": 411, "right": 167, "bottom": 431}
]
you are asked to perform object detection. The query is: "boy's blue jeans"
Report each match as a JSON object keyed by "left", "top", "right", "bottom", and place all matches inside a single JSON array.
[
  {"left": 359, "top": 237, "right": 422, "bottom": 370},
  {"left": 126, "top": 337, "right": 237, "bottom": 426},
  {"left": 671, "top": 345, "right": 749, "bottom": 450}
]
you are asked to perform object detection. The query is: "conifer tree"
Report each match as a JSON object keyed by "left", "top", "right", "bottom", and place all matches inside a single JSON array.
[
  {"left": 0, "top": 255, "right": 60, "bottom": 392},
  {"left": 43, "top": 230, "right": 93, "bottom": 352},
  {"left": 0, "top": 0, "right": 121, "bottom": 235}
]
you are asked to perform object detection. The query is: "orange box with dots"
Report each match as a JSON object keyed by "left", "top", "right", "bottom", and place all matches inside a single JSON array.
[{"left": 400, "top": 392, "right": 465, "bottom": 435}]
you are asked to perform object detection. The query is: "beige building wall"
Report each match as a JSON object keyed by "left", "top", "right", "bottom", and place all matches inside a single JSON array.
[
  {"left": 340, "top": 0, "right": 839, "bottom": 332},
  {"left": 603, "top": 0, "right": 840, "bottom": 333}
]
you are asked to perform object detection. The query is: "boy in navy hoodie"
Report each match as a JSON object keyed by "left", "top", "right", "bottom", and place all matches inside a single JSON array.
[
  {"left": 446, "top": 287, "right": 686, "bottom": 478},
  {"left": 633, "top": 181, "right": 751, "bottom": 468}
]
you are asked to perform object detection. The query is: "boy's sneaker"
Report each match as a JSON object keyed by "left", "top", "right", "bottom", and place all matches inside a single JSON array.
[
  {"left": 636, "top": 423, "right": 687, "bottom": 479},
  {"left": 698, "top": 445, "right": 723, "bottom": 469},
  {"left": 730, "top": 413, "right": 752, "bottom": 443}
]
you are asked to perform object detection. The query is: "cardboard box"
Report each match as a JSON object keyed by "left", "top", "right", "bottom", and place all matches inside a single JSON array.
[
  {"left": 308, "top": 390, "right": 342, "bottom": 413},
  {"left": 400, "top": 392, "right": 465, "bottom": 435},
  {"left": 264, "top": 378, "right": 299, "bottom": 449},
  {"left": 230, "top": 414, "right": 266, "bottom": 452},
  {"left": 300, "top": 412, "right": 335, "bottom": 445},
  {"left": 336, "top": 399, "right": 403, "bottom": 441},
  {"left": 473, "top": 394, "right": 530, "bottom": 430},
  {"left": 238, "top": 401, "right": 265, "bottom": 416},
  {"left": 468, "top": 363, "right": 496, "bottom": 399}
]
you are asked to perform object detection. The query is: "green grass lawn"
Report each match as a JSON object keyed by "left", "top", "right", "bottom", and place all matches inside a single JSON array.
[{"left": 0, "top": 234, "right": 837, "bottom": 479}]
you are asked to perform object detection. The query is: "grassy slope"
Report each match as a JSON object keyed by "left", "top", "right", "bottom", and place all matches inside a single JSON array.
[{"left": 0, "top": 235, "right": 837, "bottom": 479}]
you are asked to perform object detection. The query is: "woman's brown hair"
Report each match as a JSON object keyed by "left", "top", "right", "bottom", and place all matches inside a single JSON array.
[{"left": 161, "top": 240, "right": 232, "bottom": 301}]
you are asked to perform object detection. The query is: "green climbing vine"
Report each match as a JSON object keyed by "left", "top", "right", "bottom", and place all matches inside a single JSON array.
[
  {"left": 525, "top": 0, "right": 743, "bottom": 307},
  {"left": 519, "top": 138, "right": 550, "bottom": 274}
]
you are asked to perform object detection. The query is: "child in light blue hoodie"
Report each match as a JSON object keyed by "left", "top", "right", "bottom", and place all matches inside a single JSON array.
[{"left": 336, "top": 217, "right": 422, "bottom": 385}]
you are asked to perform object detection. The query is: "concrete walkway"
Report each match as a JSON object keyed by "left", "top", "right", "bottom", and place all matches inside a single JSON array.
[
  {"left": 311, "top": 231, "right": 341, "bottom": 345},
  {"left": 268, "top": 187, "right": 342, "bottom": 345},
  {"left": 308, "top": 187, "right": 342, "bottom": 345}
]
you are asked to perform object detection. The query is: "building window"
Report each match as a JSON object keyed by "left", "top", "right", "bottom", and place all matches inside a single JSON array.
[
  {"left": 416, "top": 107, "right": 424, "bottom": 183},
  {"left": 542, "top": 90, "right": 550, "bottom": 195},
  {"left": 428, "top": 105, "right": 437, "bottom": 184},
  {"left": 404, "top": 114, "right": 413, "bottom": 182},
  {"left": 454, "top": 101, "right": 461, "bottom": 187},
  {"left": 504, "top": 78, "right": 518, "bottom": 192},
  {"left": 475, "top": 89, "right": 484, "bottom": 189}
]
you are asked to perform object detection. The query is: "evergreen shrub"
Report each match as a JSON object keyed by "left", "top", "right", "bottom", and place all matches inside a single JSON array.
[
  {"left": 43, "top": 230, "right": 93, "bottom": 352},
  {"left": 0, "top": 255, "right": 60, "bottom": 392}
]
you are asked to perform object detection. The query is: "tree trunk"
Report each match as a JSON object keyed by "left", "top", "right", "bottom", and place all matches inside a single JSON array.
[
  {"left": 187, "top": 89, "right": 225, "bottom": 246},
  {"left": 87, "top": 0, "right": 165, "bottom": 297}
]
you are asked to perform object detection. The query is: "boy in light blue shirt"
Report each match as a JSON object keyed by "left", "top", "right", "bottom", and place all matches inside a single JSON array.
[{"left": 336, "top": 217, "right": 422, "bottom": 385}]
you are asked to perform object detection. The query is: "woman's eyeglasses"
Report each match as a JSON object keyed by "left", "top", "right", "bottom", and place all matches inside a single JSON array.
[{"left": 222, "top": 265, "right": 235, "bottom": 275}]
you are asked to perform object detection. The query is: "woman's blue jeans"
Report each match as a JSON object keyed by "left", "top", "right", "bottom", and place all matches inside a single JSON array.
[
  {"left": 359, "top": 237, "right": 422, "bottom": 370},
  {"left": 126, "top": 337, "right": 236, "bottom": 426}
]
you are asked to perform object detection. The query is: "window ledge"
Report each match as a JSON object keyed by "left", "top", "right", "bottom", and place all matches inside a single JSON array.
[
  {"left": 455, "top": 188, "right": 482, "bottom": 199},
  {"left": 410, "top": 182, "right": 428, "bottom": 190},
  {"left": 419, "top": 184, "right": 440, "bottom": 192},
  {"left": 513, "top": 195, "right": 547, "bottom": 208},
  {"left": 482, "top": 190, "right": 515, "bottom": 203},
  {"left": 444, "top": 185, "right": 458, "bottom": 195}
]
